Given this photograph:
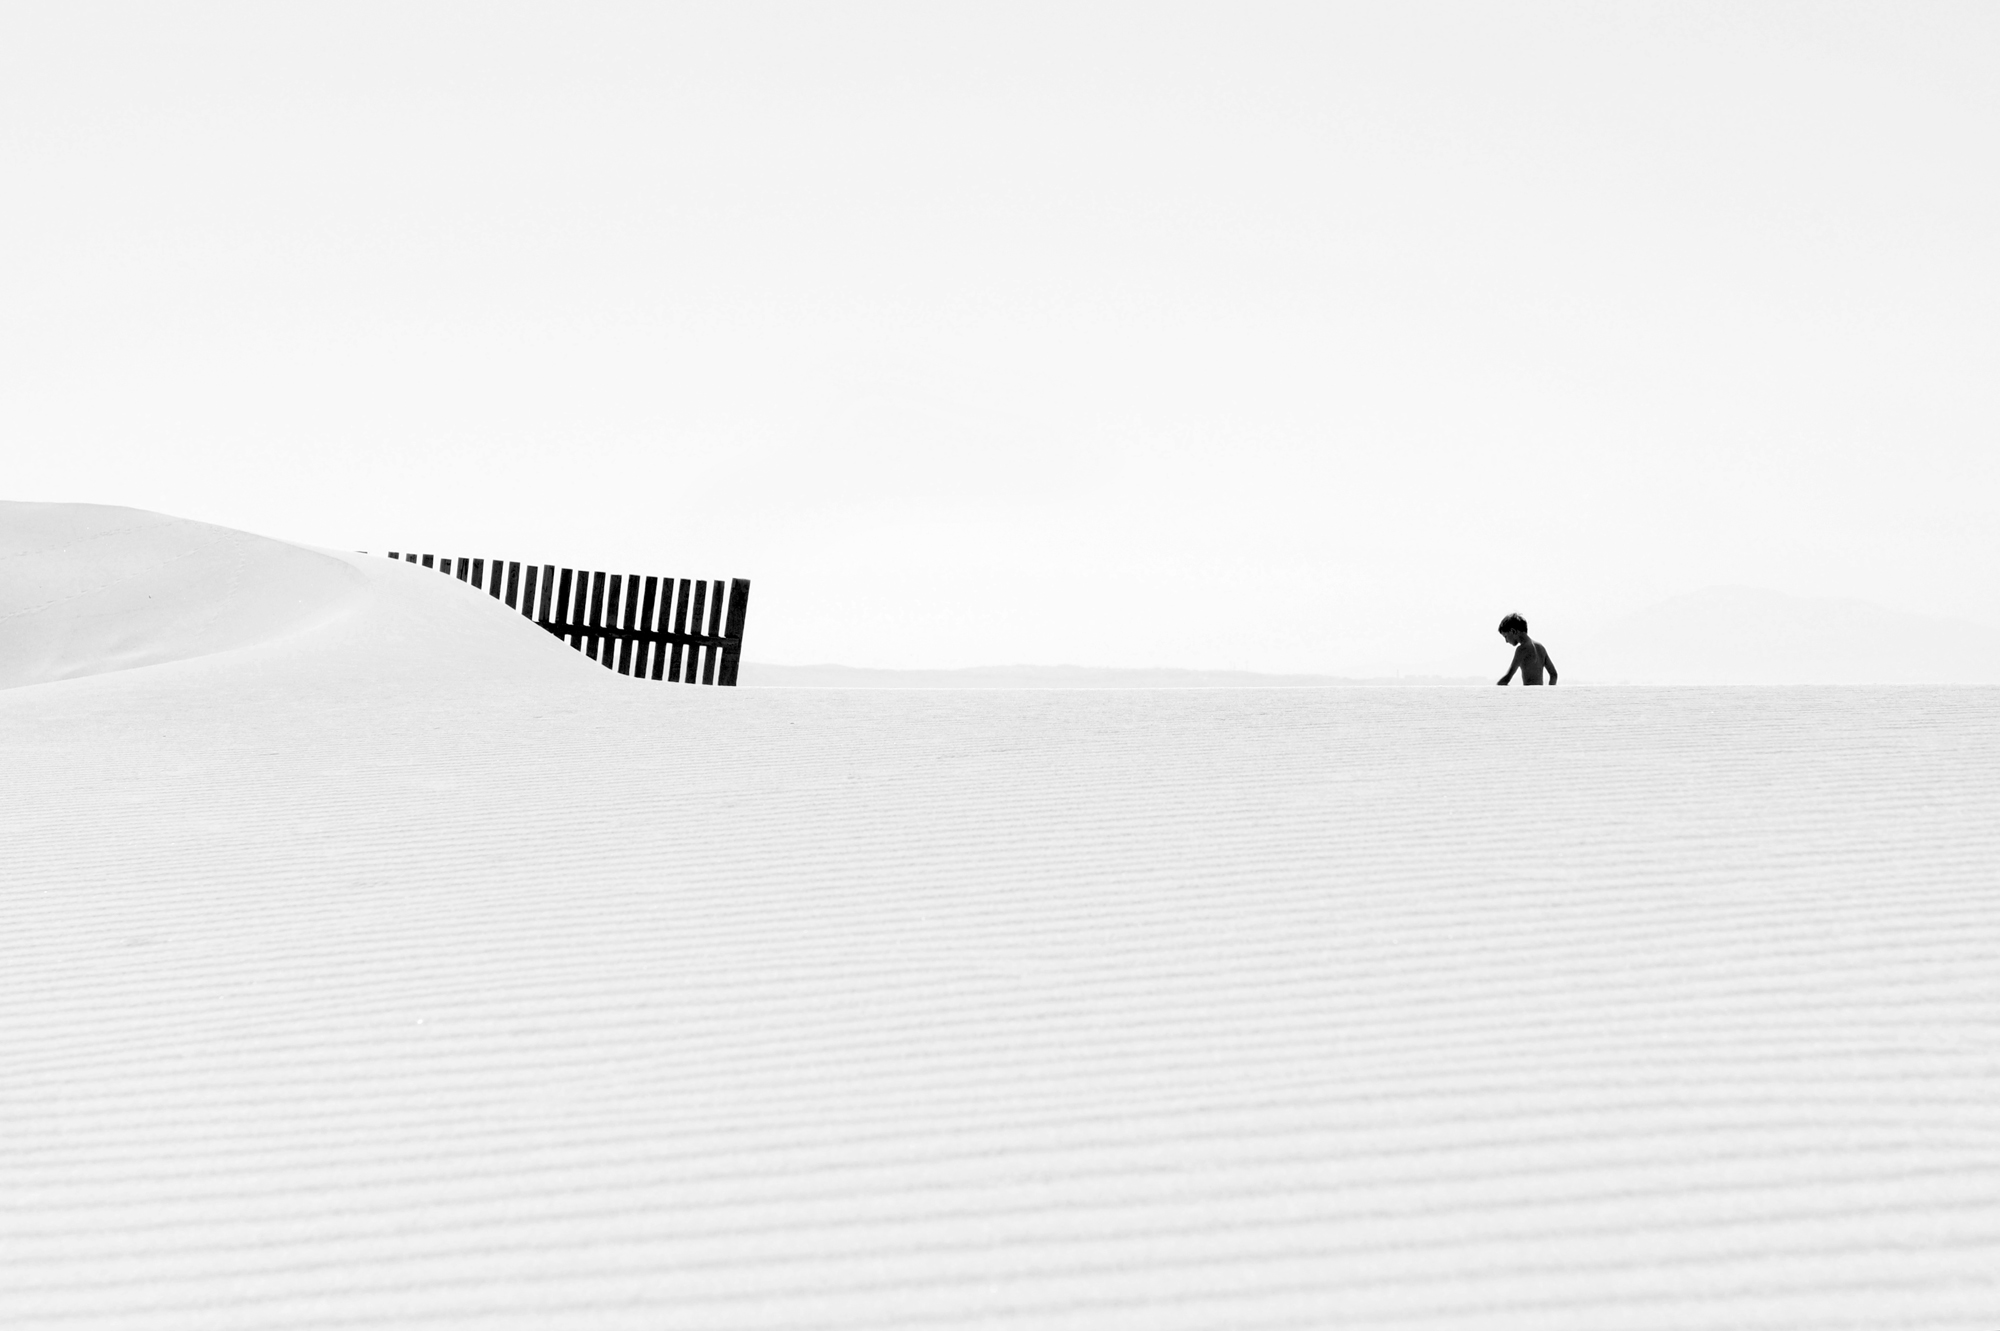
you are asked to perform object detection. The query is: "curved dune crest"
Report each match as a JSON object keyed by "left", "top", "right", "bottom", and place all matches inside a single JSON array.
[{"left": 0, "top": 502, "right": 368, "bottom": 689}]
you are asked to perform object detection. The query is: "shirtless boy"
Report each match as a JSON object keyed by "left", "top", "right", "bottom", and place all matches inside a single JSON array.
[{"left": 1496, "top": 613, "right": 1557, "bottom": 686}]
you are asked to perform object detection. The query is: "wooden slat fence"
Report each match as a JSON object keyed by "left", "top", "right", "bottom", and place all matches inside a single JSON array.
[{"left": 385, "top": 552, "right": 750, "bottom": 686}]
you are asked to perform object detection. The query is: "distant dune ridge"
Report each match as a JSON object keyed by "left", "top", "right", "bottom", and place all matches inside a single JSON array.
[
  {"left": 1577, "top": 585, "right": 2000, "bottom": 685},
  {"left": 4, "top": 503, "right": 1998, "bottom": 1328},
  {"left": 747, "top": 590, "right": 2000, "bottom": 688},
  {"left": 740, "top": 663, "right": 1487, "bottom": 688}
]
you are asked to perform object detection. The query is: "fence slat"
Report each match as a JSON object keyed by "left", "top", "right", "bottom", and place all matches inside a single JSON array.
[
  {"left": 555, "top": 568, "right": 577, "bottom": 647},
  {"left": 596, "top": 572, "right": 610, "bottom": 661},
  {"left": 614, "top": 574, "right": 637, "bottom": 675},
  {"left": 471, "top": 558, "right": 484, "bottom": 589},
  {"left": 682, "top": 580, "right": 708, "bottom": 685},
  {"left": 505, "top": 561, "right": 520, "bottom": 609},
  {"left": 614, "top": 575, "right": 631, "bottom": 675},
  {"left": 698, "top": 580, "right": 721, "bottom": 684},
  {"left": 568, "top": 569, "right": 587, "bottom": 649},
  {"left": 667, "top": 578, "right": 691, "bottom": 682},
  {"left": 639, "top": 576, "right": 660, "bottom": 680},
  {"left": 584, "top": 570, "right": 606, "bottom": 662},
  {"left": 602, "top": 575, "right": 622, "bottom": 671}
]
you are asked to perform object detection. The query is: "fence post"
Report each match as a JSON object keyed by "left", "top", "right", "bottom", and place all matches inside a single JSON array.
[{"left": 717, "top": 579, "right": 751, "bottom": 687}]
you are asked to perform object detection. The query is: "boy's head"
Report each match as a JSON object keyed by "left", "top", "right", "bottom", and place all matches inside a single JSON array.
[{"left": 1497, "top": 612, "right": 1527, "bottom": 643}]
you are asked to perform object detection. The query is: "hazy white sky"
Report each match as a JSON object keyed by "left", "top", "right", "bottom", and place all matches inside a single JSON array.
[{"left": 5, "top": 2, "right": 1995, "bottom": 673}]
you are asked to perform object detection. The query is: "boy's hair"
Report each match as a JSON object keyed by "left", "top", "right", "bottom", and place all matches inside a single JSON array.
[{"left": 1497, "top": 612, "right": 1527, "bottom": 634}]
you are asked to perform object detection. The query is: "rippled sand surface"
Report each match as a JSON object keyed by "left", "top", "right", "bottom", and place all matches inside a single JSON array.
[{"left": 5, "top": 506, "right": 1996, "bottom": 1329}]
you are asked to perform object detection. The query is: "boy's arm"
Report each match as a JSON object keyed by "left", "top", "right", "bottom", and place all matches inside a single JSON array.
[
  {"left": 1539, "top": 643, "right": 1557, "bottom": 685},
  {"left": 1497, "top": 642, "right": 1528, "bottom": 685}
]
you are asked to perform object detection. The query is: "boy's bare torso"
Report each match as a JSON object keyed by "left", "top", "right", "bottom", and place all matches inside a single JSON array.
[{"left": 1512, "top": 638, "right": 1547, "bottom": 685}]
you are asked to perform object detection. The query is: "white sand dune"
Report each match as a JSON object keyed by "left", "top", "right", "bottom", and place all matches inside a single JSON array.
[
  {"left": 0, "top": 503, "right": 368, "bottom": 691},
  {"left": 4, "top": 504, "right": 1997, "bottom": 1329}
]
